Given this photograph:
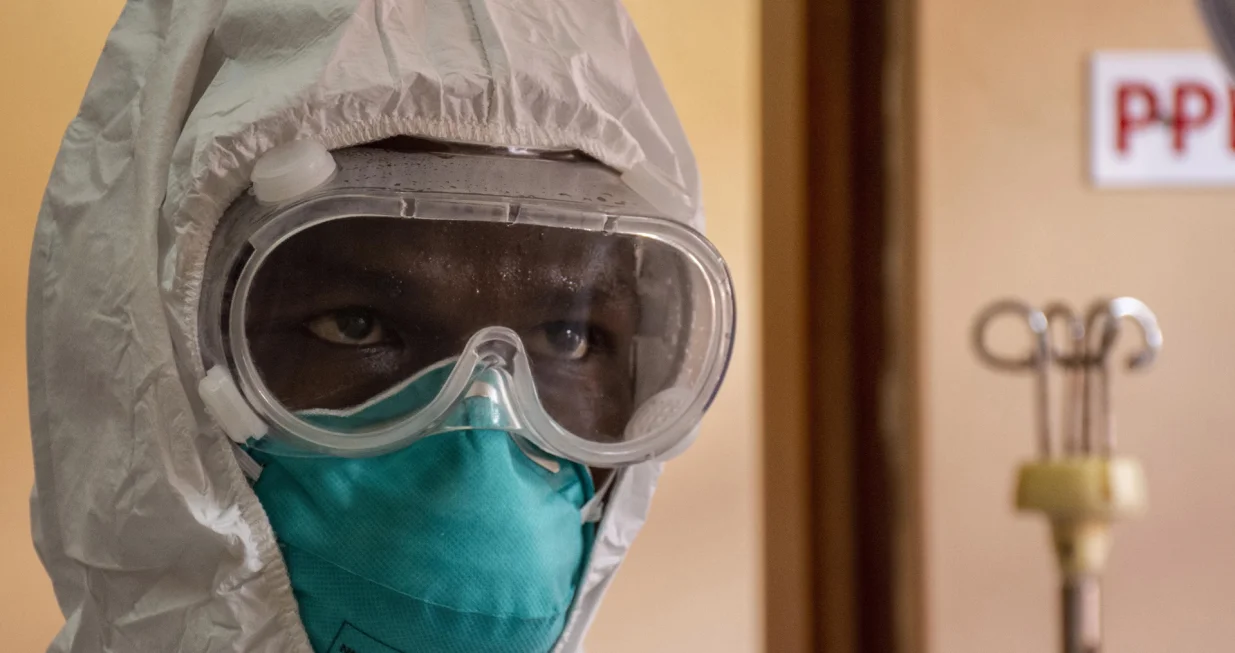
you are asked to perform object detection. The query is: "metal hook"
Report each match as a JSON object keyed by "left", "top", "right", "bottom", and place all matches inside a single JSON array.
[
  {"left": 1081, "top": 297, "right": 1163, "bottom": 454},
  {"left": 1082, "top": 297, "right": 1162, "bottom": 368},
  {"left": 1104, "top": 297, "right": 1163, "bottom": 369},
  {"left": 972, "top": 299, "right": 1052, "bottom": 458},
  {"left": 1043, "top": 302, "right": 1085, "bottom": 455}
]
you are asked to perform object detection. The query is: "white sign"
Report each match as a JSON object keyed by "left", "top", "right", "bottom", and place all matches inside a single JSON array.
[{"left": 1091, "top": 51, "right": 1235, "bottom": 187}]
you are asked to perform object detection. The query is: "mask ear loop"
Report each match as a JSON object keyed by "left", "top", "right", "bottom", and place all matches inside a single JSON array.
[
  {"left": 231, "top": 442, "right": 265, "bottom": 482},
  {"left": 580, "top": 471, "right": 618, "bottom": 524},
  {"left": 510, "top": 434, "right": 563, "bottom": 473},
  {"left": 508, "top": 432, "right": 614, "bottom": 524}
]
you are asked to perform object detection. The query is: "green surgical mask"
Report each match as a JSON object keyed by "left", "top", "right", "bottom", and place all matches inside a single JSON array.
[{"left": 248, "top": 363, "right": 596, "bottom": 653}]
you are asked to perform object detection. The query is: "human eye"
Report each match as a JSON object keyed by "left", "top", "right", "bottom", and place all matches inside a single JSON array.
[
  {"left": 305, "top": 307, "right": 399, "bottom": 347},
  {"left": 526, "top": 320, "right": 611, "bottom": 362}
]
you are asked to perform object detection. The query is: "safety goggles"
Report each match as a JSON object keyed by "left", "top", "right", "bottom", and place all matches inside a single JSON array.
[{"left": 197, "top": 142, "right": 734, "bottom": 467}]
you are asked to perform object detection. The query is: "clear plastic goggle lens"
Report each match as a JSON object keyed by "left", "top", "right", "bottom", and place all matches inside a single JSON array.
[{"left": 217, "top": 204, "right": 732, "bottom": 466}]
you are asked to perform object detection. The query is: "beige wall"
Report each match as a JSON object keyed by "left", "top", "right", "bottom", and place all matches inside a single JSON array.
[
  {"left": 0, "top": 2, "right": 127, "bottom": 650},
  {"left": 0, "top": 1, "right": 762, "bottom": 651},
  {"left": 920, "top": 2, "right": 1235, "bottom": 652},
  {"left": 588, "top": 0, "right": 763, "bottom": 651}
]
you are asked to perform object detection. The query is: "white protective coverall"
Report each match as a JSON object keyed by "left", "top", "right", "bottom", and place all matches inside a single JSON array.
[{"left": 27, "top": 1, "right": 703, "bottom": 650}]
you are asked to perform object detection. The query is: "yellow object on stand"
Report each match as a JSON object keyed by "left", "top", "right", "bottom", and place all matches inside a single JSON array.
[{"left": 974, "top": 297, "right": 1162, "bottom": 653}]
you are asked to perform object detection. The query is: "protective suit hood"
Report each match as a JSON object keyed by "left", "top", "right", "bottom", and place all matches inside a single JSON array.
[{"left": 27, "top": 1, "right": 703, "bottom": 651}]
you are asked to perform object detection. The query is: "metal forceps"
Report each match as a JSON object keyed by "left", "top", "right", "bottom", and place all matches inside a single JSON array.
[
  {"left": 973, "top": 297, "right": 1162, "bottom": 653},
  {"left": 972, "top": 297, "right": 1163, "bottom": 461}
]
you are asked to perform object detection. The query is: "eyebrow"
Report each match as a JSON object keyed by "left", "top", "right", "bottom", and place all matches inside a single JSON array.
[
  {"left": 519, "top": 288, "right": 640, "bottom": 319},
  {"left": 305, "top": 263, "right": 418, "bottom": 298},
  {"left": 246, "top": 262, "right": 424, "bottom": 321},
  {"left": 251, "top": 258, "right": 638, "bottom": 313}
]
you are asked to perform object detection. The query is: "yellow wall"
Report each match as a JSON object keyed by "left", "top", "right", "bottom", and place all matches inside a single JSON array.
[
  {"left": 0, "top": 2, "right": 127, "bottom": 650},
  {"left": 0, "top": 1, "right": 763, "bottom": 651},
  {"left": 920, "top": 2, "right": 1235, "bottom": 652},
  {"left": 589, "top": 1, "right": 764, "bottom": 651}
]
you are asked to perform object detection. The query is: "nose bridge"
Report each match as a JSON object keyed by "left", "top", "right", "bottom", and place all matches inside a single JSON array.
[
  {"left": 464, "top": 326, "right": 525, "bottom": 370},
  {"left": 453, "top": 326, "right": 527, "bottom": 432}
]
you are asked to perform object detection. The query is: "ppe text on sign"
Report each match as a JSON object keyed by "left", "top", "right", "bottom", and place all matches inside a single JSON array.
[{"left": 1091, "top": 51, "right": 1235, "bottom": 187}]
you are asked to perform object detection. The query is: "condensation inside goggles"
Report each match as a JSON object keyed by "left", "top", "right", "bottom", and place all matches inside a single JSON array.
[{"left": 197, "top": 141, "right": 734, "bottom": 467}]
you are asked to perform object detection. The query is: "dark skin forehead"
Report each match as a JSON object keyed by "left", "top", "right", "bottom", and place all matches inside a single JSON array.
[
  {"left": 275, "top": 218, "right": 638, "bottom": 316},
  {"left": 242, "top": 218, "right": 641, "bottom": 442}
]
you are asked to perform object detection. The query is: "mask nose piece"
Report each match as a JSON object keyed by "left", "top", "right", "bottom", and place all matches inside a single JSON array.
[{"left": 460, "top": 358, "right": 523, "bottom": 432}]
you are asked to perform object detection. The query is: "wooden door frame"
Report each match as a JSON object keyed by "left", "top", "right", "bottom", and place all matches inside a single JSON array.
[{"left": 761, "top": 0, "right": 920, "bottom": 650}]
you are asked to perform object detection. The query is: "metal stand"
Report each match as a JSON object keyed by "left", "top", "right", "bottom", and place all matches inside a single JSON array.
[{"left": 973, "top": 296, "right": 1162, "bottom": 653}]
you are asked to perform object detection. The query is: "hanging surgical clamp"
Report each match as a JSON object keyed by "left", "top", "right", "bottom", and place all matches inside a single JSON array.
[
  {"left": 971, "top": 297, "right": 1163, "bottom": 459},
  {"left": 971, "top": 296, "right": 1163, "bottom": 653}
]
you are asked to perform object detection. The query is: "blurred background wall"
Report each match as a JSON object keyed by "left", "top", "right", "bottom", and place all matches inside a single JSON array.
[
  {"left": 0, "top": 1, "right": 763, "bottom": 652},
  {"left": 919, "top": 1, "right": 1235, "bottom": 652},
  {"left": 587, "top": 0, "right": 764, "bottom": 650},
  {"left": 17, "top": 0, "right": 1235, "bottom": 651},
  {"left": 0, "top": 2, "right": 131, "bottom": 649}
]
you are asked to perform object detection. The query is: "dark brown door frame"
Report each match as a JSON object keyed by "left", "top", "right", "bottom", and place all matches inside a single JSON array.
[{"left": 762, "top": 0, "right": 920, "bottom": 650}]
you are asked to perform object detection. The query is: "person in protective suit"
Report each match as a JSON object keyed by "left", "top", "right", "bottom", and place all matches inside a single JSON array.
[{"left": 27, "top": 1, "right": 735, "bottom": 652}]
